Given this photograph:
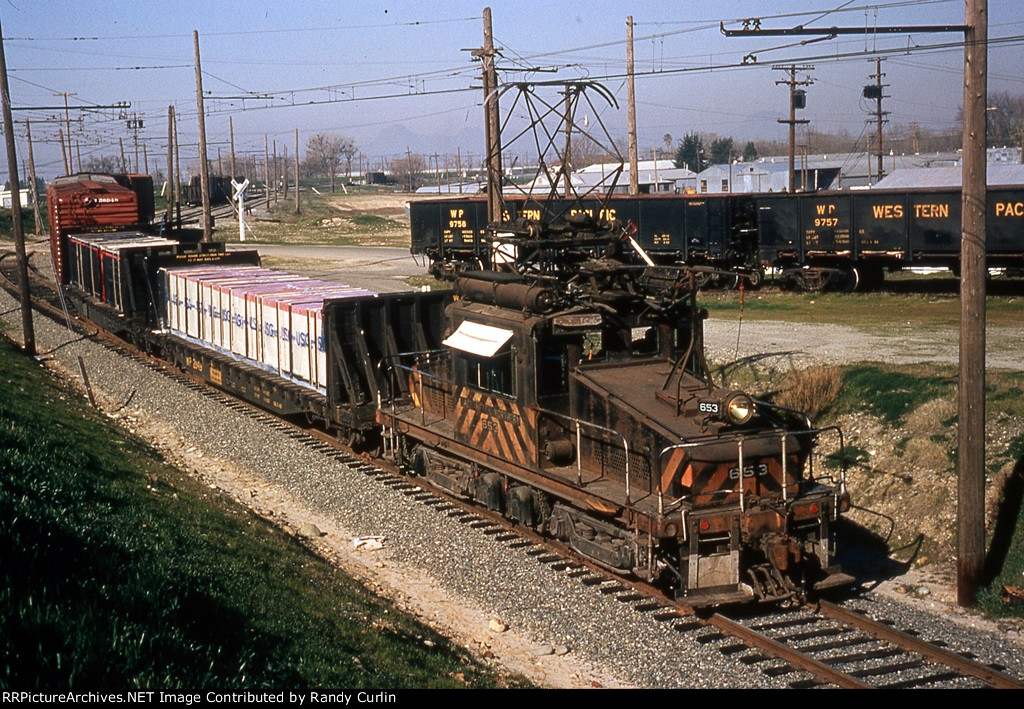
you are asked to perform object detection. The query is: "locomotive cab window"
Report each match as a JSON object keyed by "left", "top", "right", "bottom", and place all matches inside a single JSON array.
[
  {"left": 465, "top": 349, "right": 515, "bottom": 398},
  {"left": 442, "top": 319, "right": 517, "bottom": 398}
]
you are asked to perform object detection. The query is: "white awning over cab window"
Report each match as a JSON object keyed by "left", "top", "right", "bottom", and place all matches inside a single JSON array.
[{"left": 442, "top": 321, "right": 514, "bottom": 358}]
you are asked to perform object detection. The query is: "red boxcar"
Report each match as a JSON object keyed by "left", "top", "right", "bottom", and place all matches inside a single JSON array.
[{"left": 47, "top": 174, "right": 141, "bottom": 284}]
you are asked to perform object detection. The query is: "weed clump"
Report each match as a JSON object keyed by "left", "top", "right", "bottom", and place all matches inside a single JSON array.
[{"left": 776, "top": 364, "right": 843, "bottom": 420}]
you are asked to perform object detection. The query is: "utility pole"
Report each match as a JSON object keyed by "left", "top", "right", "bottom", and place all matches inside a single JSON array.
[
  {"left": 294, "top": 128, "right": 300, "bottom": 215},
  {"left": 142, "top": 142, "right": 148, "bottom": 174},
  {"left": 229, "top": 115, "right": 236, "bottom": 180},
  {"left": 166, "top": 105, "right": 174, "bottom": 226},
  {"left": 457, "top": 147, "right": 462, "bottom": 193},
  {"left": 126, "top": 113, "right": 143, "bottom": 172},
  {"left": 173, "top": 108, "right": 181, "bottom": 226},
  {"left": 193, "top": 29, "right": 212, "bottom": 242},
  {"left": 0, "top": 19, "right": 35, "bottom": 357},
  {"left": 25, "top": 120, "right": 42, "bottom": 236},
  {"left": 264, "top": 134, "right": 270, "bottom": 209},
  {"left": 562, "top": 85, "right": 574, "bottom": 198},
  {"left": 119, "top": 137, "right": 127, "bottom": 173},
  {"left": 272, "top": 139, "right": 278, "bottom": 203},
  {"left": 282, "top": 144, "right": 288, "bottom": 201},
  {"left": 405, "top": 147, "right": 414, "bottom": 192},
  {"left": 626, "top": 15, "right": 639, "bottom": 195},
  {"left": 55, "top": 91, "right": 75, "bottom": 175},
  {"left": 477, "top": 7, "right": 503, "bottom": 223},
  {"left": 958, "top": 0, "right": 987, "bottom": 609},
  {"left": 865, "top": 58, "right": 889, "bottom": 183},
  {"left": 58, "top": 128, "right": 69, "bottom": 175},
  {"left": 433, "top": 152, "right": 441, "bottom": 192},
  {"left": 774, "top": 65, "right": 813, "bottom": 192}
]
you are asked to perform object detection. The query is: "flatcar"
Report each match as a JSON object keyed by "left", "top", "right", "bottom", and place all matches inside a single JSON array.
[
  {"left": 410, "top": 186, "right": 1024, "bottom": 290},
  {"left": 51, "top": 187, "right": 854, "bottom": 606}
]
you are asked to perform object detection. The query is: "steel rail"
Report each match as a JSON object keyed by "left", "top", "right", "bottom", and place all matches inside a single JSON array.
[
  {"left": 708, "top": 613, "right": 872, "bottom": 688},
  {"left": 817, "top": 600, "right": 1024, "bottom": 689}
]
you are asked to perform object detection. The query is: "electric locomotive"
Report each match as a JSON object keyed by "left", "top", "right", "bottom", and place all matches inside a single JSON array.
[{"left": 377, "top": 217, "right": 853, "bottom": 605}]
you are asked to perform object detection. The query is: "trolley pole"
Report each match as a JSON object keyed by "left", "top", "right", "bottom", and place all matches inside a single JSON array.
[
  {"left": 193, "top": 30, "right": 212, "bottom": 242},
  {"left": 264, "top": 134, "right": 270, "bottom": 209},
  {"left": 0, "top": 19, "right": 36, "bottom": 356},
  {"left": 173, "top": 108, "right": 181, "bottom": 226},
  {"left": 957, "top": 0, "right": 987, "bottom": 609}
]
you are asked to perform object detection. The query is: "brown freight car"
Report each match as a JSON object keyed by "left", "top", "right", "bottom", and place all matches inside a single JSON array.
[{"left": 47, "top": 174, "right": 143, "bottom": 284}]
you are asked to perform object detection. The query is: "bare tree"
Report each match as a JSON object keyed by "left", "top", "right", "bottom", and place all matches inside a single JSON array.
[
  {"left": 391, "top": 153, "right": 426, "bottom": 192},
  {"left": 986, "top": 92, "right": 1024, "bottom": 155},
  {"left": 82, "top": 155, "right": 123, "bottom": 174},
  {"left": 304, "top": 133, "right": 345, "bottom": 192},
  {"left": 338, "top": 137, "right": 358, "bottom": 179}
]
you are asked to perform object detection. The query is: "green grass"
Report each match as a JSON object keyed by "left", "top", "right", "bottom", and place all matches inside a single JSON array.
[
  {"left": 0, "top": 337, "right": 524, "bottom": 689},
  {"left": 702, "top": 289, "right": 1024, "bottom": 328},
  {"left": 349, "top": 214, "right": 403, "bottom": 230},
  {"left": 978, "top": 465, "right": 1024, "bottom": 619},
  {"left": 823, "top": 445, "right": 870, "bottom": 471},
  {"left": 833, "top": 365, "right": 954, "bottom": 426},
  {"left": 403, "top": 275, "right": 453, "bottom": 291}
]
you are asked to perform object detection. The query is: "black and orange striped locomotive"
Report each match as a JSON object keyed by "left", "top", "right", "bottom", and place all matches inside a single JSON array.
[{"left": 371, "top": 260, "right": 852, "bottom": 605}]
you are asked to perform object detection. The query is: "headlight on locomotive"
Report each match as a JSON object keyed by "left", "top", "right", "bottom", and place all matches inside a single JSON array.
[
  {"left": 724, "top": 392, "right": 755, "bottom": 425},
  {"left": 698, "top": 390, "right": 756, "bottom": 425}
]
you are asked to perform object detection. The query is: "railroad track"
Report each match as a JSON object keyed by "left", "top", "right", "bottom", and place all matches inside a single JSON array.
[
  {"left": 2, "top": 249, "right": 1023, "bottom": 690},
  {"left": 702, "top": 601, "right": 1022, "bottom": 688},
  {"left": 166, "top": 194, "right": 275, "bottom": 231}
]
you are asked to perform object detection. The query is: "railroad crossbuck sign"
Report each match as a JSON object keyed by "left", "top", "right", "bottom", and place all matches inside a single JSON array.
[{"left": 231, "top": 179, "right": 249, "bottom": 242}]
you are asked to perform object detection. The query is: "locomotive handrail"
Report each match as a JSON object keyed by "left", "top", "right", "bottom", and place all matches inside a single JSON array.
[
  {"left": 808, "top": 424, "right": 847, "bottom": 496},
  {"left": 380, "top": 350, "right": 454, "bottom": 429},
  {"left": 533, "top": 406, "right": 633, "bottom": 504},
  {"left": 657, "top": 423, "right": 846, "bottom": 515},
  {"left": 752, "top": 398, "right": 813, "bottom": 429}
]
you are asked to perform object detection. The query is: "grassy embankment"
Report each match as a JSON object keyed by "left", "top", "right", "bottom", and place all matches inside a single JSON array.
[
  {"left": 0, "top": 335, "right": 525, "bottom": 688},
  {"left": 704, "top": 287, "right": 1024, "bottom": 618}
]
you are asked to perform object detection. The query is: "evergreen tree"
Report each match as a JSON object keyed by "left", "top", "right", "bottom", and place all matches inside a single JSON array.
[
  {"left": 709, "top": 137, "right": 735, "bottom": 165},
  {"left": 674, "top": 132, "right": 706, "bottom": 172}
]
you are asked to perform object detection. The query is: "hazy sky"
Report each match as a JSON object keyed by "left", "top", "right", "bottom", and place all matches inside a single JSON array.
[{"left": 3, "top": 0, "right": 1022, "bottom": 179}]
